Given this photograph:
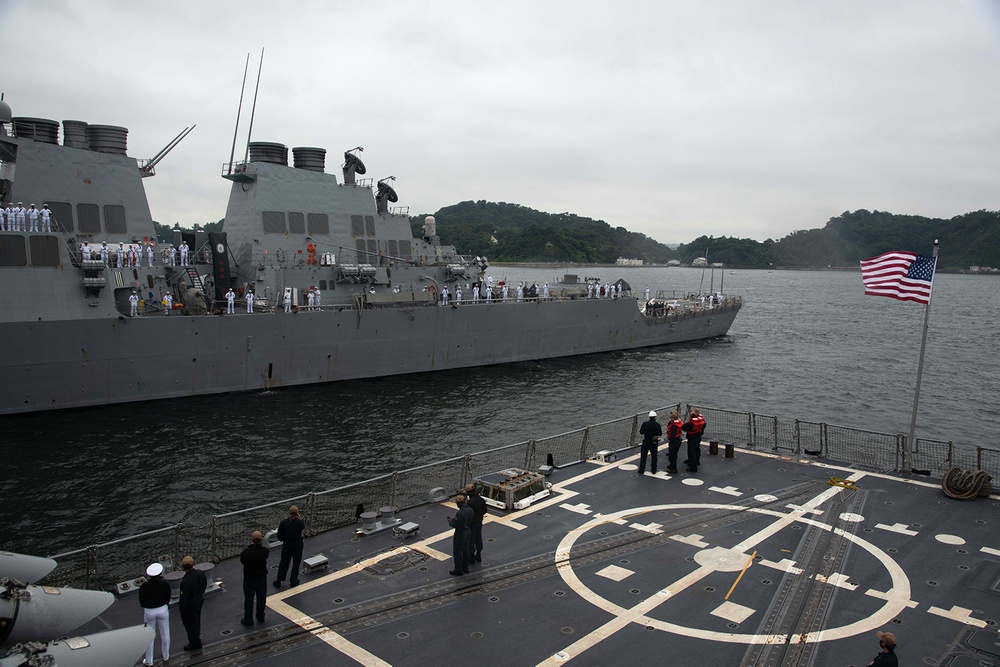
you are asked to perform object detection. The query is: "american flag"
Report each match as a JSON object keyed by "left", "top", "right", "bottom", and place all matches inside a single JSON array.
[{"left": 860, "top": 251, "right": 936, "bottom": 304}]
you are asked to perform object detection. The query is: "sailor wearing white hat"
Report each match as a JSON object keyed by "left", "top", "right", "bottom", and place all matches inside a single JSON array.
[
  {"left": 167, "top": 243, "right": 176, "bottom": 266},
  {"left": 116, "top": 242, "right": 125, "bottom": 268},
  {"left": 307, "top": 287, "right": 316, "bottom": 311},
  {"left": 637, "top": 410, "right": 663, "bottom": 475},
  {"left": 100, "top": 241, "right": 110, "bottom": 266},
  {"left": 129, "top": 290, "right": 139, "bottom": 317},
  {"left": 245, "top": 289, "right": 254, "bottom": 313},
  {"left": 138, "top": 561, "right": 171, "bottom": 666},
  {"left": 14, "top": 202, "right": 25, "bottom": 231},
  {"left": 80, "top": 241, "right": 92, "bottom": 260},
  {"left": 226, "top": 288, "right": 236, "bottom": 314},
  {"left": 26, "top": 204, "right": 38, "bottom": 232},
  {"left": 39, "top": 204, "right": 51, "bottom": 232},
  {"left": 179, "top": 241, "right": 189, "bottom": 266},
  {"left": 163, "top": 292, "right": 172, "bottom": 315},
  {"left": 146, "top": 243, "right": 155, "bottom": 267},
  {"left": 313, "top": 286, "right": 320, "bottom": 309}
]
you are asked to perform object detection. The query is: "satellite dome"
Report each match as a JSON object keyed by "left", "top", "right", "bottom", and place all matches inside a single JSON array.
[{"left": 0, "top": 98, "right": 12, "bottom": 124}]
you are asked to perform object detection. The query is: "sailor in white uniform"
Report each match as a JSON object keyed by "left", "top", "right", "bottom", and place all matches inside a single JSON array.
[
  {"left": 455, "top": 286, "right": 462, "bottom": 304},
  {"left": 543, "top": 283, "right": 550, "bottom": 300},
  {"left": 179, "top": 241, "right": 189, "bottom": 266},
  {"left": 81, "top": 242, "right": 92, "bottom": 260},
  {"left": 306, "top": 288, "right": 315, "bottom": 311},
  {"left": 14, "top": 203, "right": 26, "bottom": 231},
  {"left": 313, "top": 287, "right": 320, "bottom": 309},
  {"left": 226, "top": 288, "right": 236, "bottom": 314},
  {"left": 116, "top": 242, "right": 125, "bottom": 267},
  {"left": 516, "top": 284, "right": 523, "bottom": 302},
  {"left": 441, "top": 286, "right": 449, "bottom": 306},
  {"left": 283, "top": 288, "right": 292, "bottom": 312},
  {"left": 26, "top": 205, "right": 38, "bottom": 232},
  {"left": 100, "top": 242, "right": 110, "bottom": 266},
  {"left": 146, "top": 244, "right": 155, "bottom": 267},
  {"left": 163, "top": 292, "right": 172, "bottom": 314},
  {"left": 39, "top": 204, "right": 51, "bottom": 232},
  {"left": 127, "top": 244, "right": 138, "bottom": 267},
  {"left": 502, "top": 285, "right": 508, "bottom": 301},
  {"left": 246, "top": 290, "right": 254, "bottom": 313},
  {"left": 487, "top": 274, "right": 493, "bottom": 291},
  {"left": 129, "top": 290, "right": 139, "bottom": 317},
  {"left": 617, "top": 283, "right": 623, "bottom": 299},
  {"left": 0, "top": 204, "right": 6, "bottom": 231},
  {"left": 167, "top": 244, "right": 176, "bottom": 266},
  {"left": 644, "top": 287, "right": 650, "bottom": 302},
  {"left": 472, "top": 284, "right": 480, "bottom": 302}
]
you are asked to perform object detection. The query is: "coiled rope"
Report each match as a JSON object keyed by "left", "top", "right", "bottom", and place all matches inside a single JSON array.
[{"left": 941, "top": 466, "right": 992, "bottom": 500}]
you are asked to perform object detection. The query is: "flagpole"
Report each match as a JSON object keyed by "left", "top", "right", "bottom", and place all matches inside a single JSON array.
[{"left": 905, "top": 238, "right": 939, "bottom": 471}]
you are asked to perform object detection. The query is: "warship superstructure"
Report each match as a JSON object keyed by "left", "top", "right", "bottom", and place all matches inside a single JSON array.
[{"left": 0, "top": 99, "right": 740, "bottom": 415}]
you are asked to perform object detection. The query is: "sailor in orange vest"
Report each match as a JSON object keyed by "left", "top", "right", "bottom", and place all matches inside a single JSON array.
[
  {"left": 665, "top": 410, "right": 684, "bottom": 474},
  {"left": 682, "top": 408, "right": 707, "bottom": 473}
]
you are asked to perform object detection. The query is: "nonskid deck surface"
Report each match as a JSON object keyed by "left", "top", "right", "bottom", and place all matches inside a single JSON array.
[{"left": 90, "top": 448, "right": 1000, "bottom": 666}]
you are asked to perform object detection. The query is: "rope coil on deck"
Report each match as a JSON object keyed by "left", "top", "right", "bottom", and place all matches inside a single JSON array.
[{"left": 941, "top": 466, "right": 992, "bottom": 500}]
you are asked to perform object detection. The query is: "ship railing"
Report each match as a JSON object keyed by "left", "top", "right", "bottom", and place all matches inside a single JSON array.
[{"left": 43, "top": 405, "right": 998, "bottom": 590}]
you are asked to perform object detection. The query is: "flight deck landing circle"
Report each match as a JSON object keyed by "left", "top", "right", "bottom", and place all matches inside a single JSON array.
[{"left": 555, "top": 503, "right": 911, "bottom": 644}]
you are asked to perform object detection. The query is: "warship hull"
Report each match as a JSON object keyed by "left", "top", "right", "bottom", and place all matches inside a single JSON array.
[{"left": 2, "top": 298, "right": 739, "bottom": 413}]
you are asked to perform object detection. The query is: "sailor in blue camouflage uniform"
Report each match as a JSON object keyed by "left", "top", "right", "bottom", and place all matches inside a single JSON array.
[{"left": 447, "top": 494, "right": 474, "bottom": 575}]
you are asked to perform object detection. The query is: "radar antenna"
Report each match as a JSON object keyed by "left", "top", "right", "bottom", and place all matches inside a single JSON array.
[
  {"left": 375, "top": 176, "right": 398, "bottom": 214},
  {"left": 342, "top": 147, "right": 366, "bottom": 185},
  {"left": 141, "top": 125, "right": 196, "bottom": 176}
]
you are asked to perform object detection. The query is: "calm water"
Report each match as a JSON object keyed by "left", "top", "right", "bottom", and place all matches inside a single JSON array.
[{"left": 3, "top": 267, "right": 997, "bottom": 556}]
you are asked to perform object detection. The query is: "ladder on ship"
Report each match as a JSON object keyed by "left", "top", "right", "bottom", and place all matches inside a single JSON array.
[{"left": 183, "top": 267, "right": 205, "bottom": 292}]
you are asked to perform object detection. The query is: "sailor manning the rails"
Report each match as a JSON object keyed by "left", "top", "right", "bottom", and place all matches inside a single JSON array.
[
  {"left": 100, "top": 242, "right": 109, "bottom": 266},
  {"left": 167, "top": 244, "right": 176, "bottom": 266},
  {"left": 162, "top": 292, "right": 172, "bottom": 315},
  {"left": 179, "top": 241, "right": 189, "bottom": 266},
  {"left": 306, "top": 288, "right": 315, "bottom": 310},
  {"left": 14, "top": 203, "right": 26, "bottom": 231},
  {"left": 226, "top": 288, "right": 236, "bottom": 314},
  {"left": 313, "top": 287, "right": 320, "bottom": 309},
  {"left": 27, "top": 204, "right": 38, "bottom": 232},
  {"left": 146, "top": 244, "right": 155, "bottom": 267},
  {"left": 81, "top": 242, "right": 92, "bottom": 260},
  {"left": 246, "top": 290, "right": 254, "bottom": 314},
  {"left": 283, "top": 288, "right": 292, "bottom": 312},
  {"left": 116, "top": 242, "right": 125, "bottom": 268},
  {"left": 39, "top": 204, "right": 51, "bottom": 232},
  {"left": 129, "top": 290, "right": 139, "bottom": 317}
]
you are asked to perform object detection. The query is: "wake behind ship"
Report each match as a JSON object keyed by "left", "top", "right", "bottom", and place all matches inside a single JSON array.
[{"left": 0, "top": 98, "right": 740, "bottom": 415}]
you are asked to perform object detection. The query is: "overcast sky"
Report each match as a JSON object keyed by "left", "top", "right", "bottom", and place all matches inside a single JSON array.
[{"left": 4, "top": 1, "right": 998, "bottom": 244}]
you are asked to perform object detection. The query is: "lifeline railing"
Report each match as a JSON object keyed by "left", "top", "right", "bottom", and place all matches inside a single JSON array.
[{"left": 41, "top": 404, "right": 997, "bottom": 590}]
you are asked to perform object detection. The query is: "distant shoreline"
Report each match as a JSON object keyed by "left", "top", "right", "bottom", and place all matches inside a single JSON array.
[{"left": 488, "top": 262, "right": 988, "bottom": 275}]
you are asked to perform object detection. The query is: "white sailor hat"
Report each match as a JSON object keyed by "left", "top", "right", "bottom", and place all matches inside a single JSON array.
[
  {"left": 146, "top": 562, "right": 164, "bottom": 577},
  {"left": 649, "top": 411, "right": 657, "bottom": 418}
]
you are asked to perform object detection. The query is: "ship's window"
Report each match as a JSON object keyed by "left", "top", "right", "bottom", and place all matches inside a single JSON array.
[
  {"left": 388, "top": 240, "right": 398, "bottom": 257},
  {"left": 0, "top": 236, "right": 27, "bottom": 266},
  {"left": 104, "top": 204, "right": 127, "bottom": 234},
  {"left": 78, "top": 203, "right": 100, "bottom": 233},
  {"left": 45, "top": 201, "right": 73, "bottom": 233},
  {"left": 307, "top": 213, "right": 329, "bottom": 235},
  {"left": 319, "top": 280, "right": 327, "bottom": 290},
  {"left": 398, "top": 240, "right": 412, "bottom": 260},
  {"left": 364, "top": 215, "right": 375, "bottom": 236},
  {"left": 288, "top": 212, "right": 305, "bottom": 235},
  {"left": 29, "top": 236, "right": 60, "bottom": 267},
  {"left": 355, "top": 239, "right": 367, "bottom": 263},
  {"left": 366, "top": 239, "right": 377, "bottom": 261},
  {"left": 351, "top": 214, "right": 364, "bottom": 236},
  {"left": 262, "top": 211, "right": 286, "bottom": 234}
]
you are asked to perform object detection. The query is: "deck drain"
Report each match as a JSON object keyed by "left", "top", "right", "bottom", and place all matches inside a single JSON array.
[
  {"left": 957, "top": 549, "right": 967, "bottom": 554},
  {"left": 645, "top": 625, "right": 655, "bottom": 631},
  {"left": 543, "top": 535, "right": 554, "bottom": 540},
  {"left": 864, "top": 528, "right": 873, "bottom": 532},
  {"left": 704, "top": 586, "right": 715, "bottom": 592},
  {"left": 762, "top": 580, "right": 772, "bottom": 585},
  {"left": 334, "top": 598, "right": 344, "bottom": 604},
  {"left": 472, "top": 632, "right": 484, "bottom": 638},
  {"left": 620, "top": 559, "right": 630, "bottom": 564},
  {"left": 220, "top": 629, "right": 232, "bottom": 636},
  {"left": 938, "top": 501, "right": 948, "bottom": 505},
  {"left": 488, "top": 596, "right": 500, "bottom": 603},
  {"left": 732, "top": 530, "right": 742, "bottom": 535},
  {"left": 397, "top": 632, "right": 409, "bottom": 639},
  {"left": 791, "top": 525, "right": 802, "bottom": 530},
  {"left": 561, "top": 628, "right": 574, "bottom": 634},
  {"left": 912, "top": 523, "right": 921, "bottom": 528},
  {"left": 959, "top": 565, "right": 970, "bottom": 570},
  {"left": 600, "top": 531, "right": 609, "bottom": 536},
  {"left": 419, "top": 515, "right": 428, "bottom": 519},
  {"left": 487, "top": 538, "right": 496, "bottom": 543},
  {"left": 418, "top": 567, "right": 428, "bottom": 571},
  {"left": 554, "top": 590, "right": 565, "bottom": 596},
  {"left": 976, "top": 520, "right": 986, "bottom": 524},
  {"left": 630, "top": 589, "right": 641, "bottom": 595},
  {"left": 887, "top": 548, "right": 897, "bottom": 553},
  {"left": 884, "top": 501, "right": 894, "bottom": 505},
  {"left": 728, "top": 623, "right": 739, "bottom": 628},
  {"left": 928, "top": 581, "right": 939, "bottom": 586},
  {"left": 686, "top": 557, "right": 694, "bottom": 562},
  {"left": 892, "top": 618, "right": 902, "bottom": 624},
  {"left": 748, "top": 487, "right": 757, "bottom": 491},
  {"left": 986, "top": 620, "right": 997, "bottom": 626}
]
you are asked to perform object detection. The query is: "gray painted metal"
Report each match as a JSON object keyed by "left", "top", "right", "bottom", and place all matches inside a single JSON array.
[{"left": 0, "top": 116, "right": 741, "bottom": 414}]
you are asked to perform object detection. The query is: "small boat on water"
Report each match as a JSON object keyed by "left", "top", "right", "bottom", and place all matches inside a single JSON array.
[{"left": 0, "top": 98, "right": 740, "bottom": 415}]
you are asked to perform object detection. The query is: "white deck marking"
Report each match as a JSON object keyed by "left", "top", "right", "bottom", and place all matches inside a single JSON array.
[
  {"left": 927, "top": 605, "right": 989, "bottom": 628},
  {"left": 629, "top": 522, "right": 664, "bottom": 534},
  {"left": 875, "top": 522, "right": 917, "bottom": 536},
  {"left": 669, "top": 533, "right": 710, "bottom": 548},
  {"left": 934, "top": 534, "right": 966, "bottom": 545},
  {"left": 268, "top": 599, "right": 391, "bottom": 666},
  {"left": 560, "top": 503, "right": 593, "bottom": 515},
  {"left": 814, "top": 572, "right": 858, "bottom": 590},
  {"left": 785, "top": 503, "right": 823, "bottom": 515},
  {"left": 682, "top": 478, "right": 705, "bottom": 486},
  {"left": 710, "top": 485, "right": 743, "bottom": 496},
  {"left": 542, "top": 471, "right": 920, "bottom": 663},
  {"left": 595, "top": 564, "right": 634, "bottom": 581},
  {"left": 754, "top": 494, "right": 779, "bottom": 502},
  {"left": 865, "top": 588, "right": 918, "bottom": 608},
  {"left": 839, "top": 512, "right": 865, "bottom": 522},
  {"left": 759, "top": 558, "right": 804, "bottom": 575},
  {"left": 981, "top": 546, "right": 1000, "bottom": 557},
  {"left": 712, "top": 600, "right": 756, "bottom": 624}
]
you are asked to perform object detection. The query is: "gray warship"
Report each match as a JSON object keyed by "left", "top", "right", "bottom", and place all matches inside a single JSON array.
[{"left": 0, "top": 98, "right": 740, "bottom": 415}]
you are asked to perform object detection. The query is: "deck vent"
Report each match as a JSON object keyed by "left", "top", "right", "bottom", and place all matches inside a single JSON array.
[
  {"left": 13, "top": 117, "right": 59, "bottom": 144},
  {"left": 248, "top": 141, "right": 288, "bottom": 165},
  {"left": 88, "top": 125, "right": 128, "bottom": 155},
  {"left": 62, "top": 120, "right": 89, "bottom": 149},
  {"left": 292, "top": 146, "right": 325, "bottom": 172}
]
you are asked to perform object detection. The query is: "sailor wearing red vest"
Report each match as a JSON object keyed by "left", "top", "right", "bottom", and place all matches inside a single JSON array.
[
  {"left": 682, "top": 408, "right": 707, "bottom": 473},
  {"left": 665, "top": 410, "right": 684, "bottom": 474}
]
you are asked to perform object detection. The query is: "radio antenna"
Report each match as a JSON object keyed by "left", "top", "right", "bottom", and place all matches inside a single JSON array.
[
  {"left": 243, "top": 48, "right": 265, "bottom": 165},
  {"left": 227, "top": 52, "right": 250, "bottom": 175}
]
